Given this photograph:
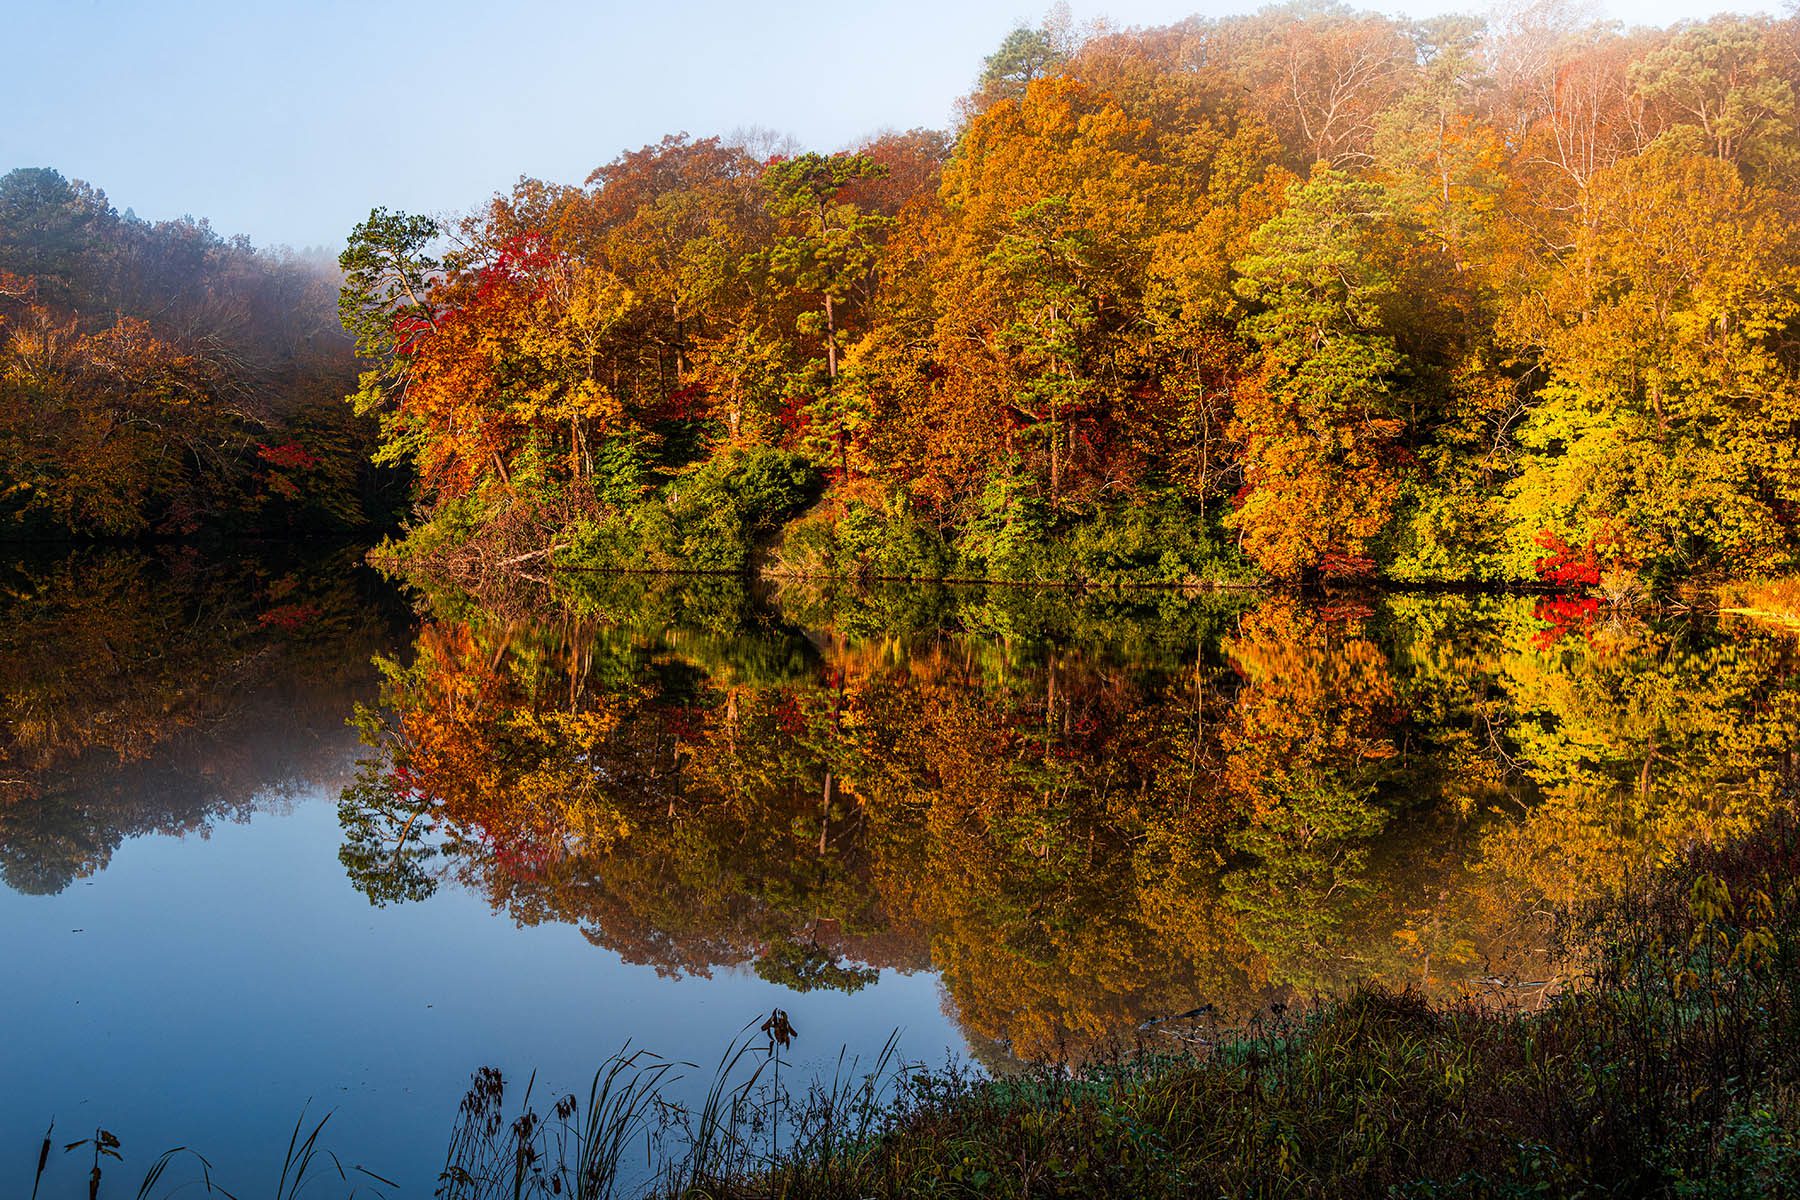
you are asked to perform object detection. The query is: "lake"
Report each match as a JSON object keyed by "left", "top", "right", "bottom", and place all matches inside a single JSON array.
[{"left": 4, "top": 547, "right": 1796, "bottom": 1194}]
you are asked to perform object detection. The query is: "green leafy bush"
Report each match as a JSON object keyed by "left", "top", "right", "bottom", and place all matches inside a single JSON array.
[
  {"left": 955, "top": 464, "right": 1054, "bottom": 581},
  {"left": 770, "top": 496, "right": 956, "bottom": 581},
  {"left": 1064, "top": 498, "right": 1243, "bottom": 586},
  {"left": 559, "top": 446, "right": 823, "bottom": 573}
]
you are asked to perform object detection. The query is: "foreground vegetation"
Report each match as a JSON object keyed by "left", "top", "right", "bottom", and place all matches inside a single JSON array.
[
  {"left": 643, "top": 803, "right": 1800, "bottom": 1199},
  {"left": 345, "top": 6, "right": 1800, "bottom": 591}
]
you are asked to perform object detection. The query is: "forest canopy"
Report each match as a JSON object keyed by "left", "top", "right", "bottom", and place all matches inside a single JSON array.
[{"left": 338, "top": 2, "right": 1800, "bottom": 590}]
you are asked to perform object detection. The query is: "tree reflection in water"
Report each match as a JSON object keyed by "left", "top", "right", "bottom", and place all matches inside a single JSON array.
[
  {"left": 338, "top": 574, "right": 1800, "bottom": 1063},
  {"left": 3, "top": 555, "right": 1791, "bottom": 1064},
  {"left": 0, "top": 546, "right": 405, "bottom": 895}
]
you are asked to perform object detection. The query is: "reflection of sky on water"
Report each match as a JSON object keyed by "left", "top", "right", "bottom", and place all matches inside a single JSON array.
[{"left": 0, "top": 795, "right": 966, "bottom": 1195}]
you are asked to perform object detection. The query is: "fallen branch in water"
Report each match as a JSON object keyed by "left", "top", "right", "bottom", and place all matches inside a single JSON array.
[{"left": 495, "top": 544, "right": 567, "bottom": 569}]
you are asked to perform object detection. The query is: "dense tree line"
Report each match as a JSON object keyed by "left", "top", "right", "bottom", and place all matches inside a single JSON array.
[
  {"left": 344, "top": 4, "right": 1800, "bottom": 587},
  {"left": 0, "top": 168, "right": 398, "bottom": 538}
]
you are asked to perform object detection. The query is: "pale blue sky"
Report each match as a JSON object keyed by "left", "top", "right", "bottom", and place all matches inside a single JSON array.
[{"left": 2, "top": 0, "right": 1777, "bottom": 252}]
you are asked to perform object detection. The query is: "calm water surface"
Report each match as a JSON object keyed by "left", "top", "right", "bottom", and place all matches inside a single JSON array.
[{"left": 4, "top": 548, "right": 1797, "bottom": 1193}]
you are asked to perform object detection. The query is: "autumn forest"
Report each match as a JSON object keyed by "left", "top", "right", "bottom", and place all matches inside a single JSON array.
[
  {"left": 0, "top": 170, "right": 398, "bottom": 539},
  {"left": 14, "top": 3, "right": 1800, "bottom": 1196},
  {"left": 332, "top": 4, "right": 1800, "bottom": 591}
]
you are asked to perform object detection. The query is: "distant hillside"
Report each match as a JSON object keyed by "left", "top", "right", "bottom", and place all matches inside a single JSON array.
[{"left": 0, "top": 167, "right": 402, "bottom": 539}]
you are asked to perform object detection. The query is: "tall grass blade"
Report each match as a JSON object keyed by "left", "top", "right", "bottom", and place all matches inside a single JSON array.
[{"left": 31, "top": 1119, "right": 51, "bottom": 1200}]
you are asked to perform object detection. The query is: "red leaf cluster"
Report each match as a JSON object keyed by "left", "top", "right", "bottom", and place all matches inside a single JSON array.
[
  {"left": 1319, "top": 550, "right": 1377, "bottom": 580},
  {"left": 257, "top": 441, "right": 320, "bottom": 472},
  {"left": 661, "top": 382, "right": 708, "bottom": 422},
  {"left": 390, "top": 314, "right": 434, "bottom": 358},
  {"left": 258, "top": 602, "right": 322, "bottom": 632},
  {"left": 776, "top": 396, "right": 812, "bottom": 445},
  {"left": 1532, "top": 530, "right": 1601, "bottom": 588}
]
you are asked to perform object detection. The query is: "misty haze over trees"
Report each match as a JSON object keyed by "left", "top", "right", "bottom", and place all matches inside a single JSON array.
[{"left": 0, "top": 167, "right": 396, "bottom": 538}]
